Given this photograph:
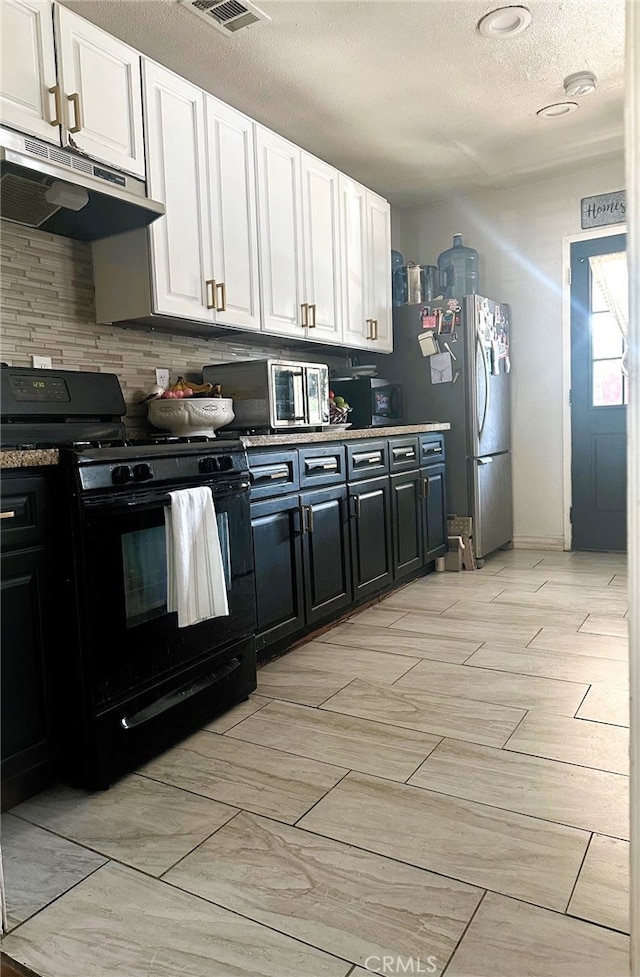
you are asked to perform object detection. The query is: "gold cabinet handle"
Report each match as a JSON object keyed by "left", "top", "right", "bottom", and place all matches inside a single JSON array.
[
  {"left": 48, "top": 85, "right": 62, "bottom": 126},
  {"left": 308, "top": 303, "right": 317, "bottom": 328},
  {"left": 372, "top": 319, "right": 379, "bottom": 341},
  {"left": 215, "top": 281, "right": 226, "bottom": 312},
  {"left": 205, "top": 279, "right": 216, "bottom": 310},
  {"left": 67, "top": 92, "right": 83, "bottom": 133},
  {"left": 0, "top": 510, "right": 16, "bottom": 520},
  {"left": 301, "top": 302, "right": 309, "bottom": 327},
  {"left": 365, "top": 318, "right": 374, "bottom": 340}
]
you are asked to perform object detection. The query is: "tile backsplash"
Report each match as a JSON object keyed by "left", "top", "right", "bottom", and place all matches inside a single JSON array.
[{"left": 1, "top": 222, "right": 347, "bottom": 436}]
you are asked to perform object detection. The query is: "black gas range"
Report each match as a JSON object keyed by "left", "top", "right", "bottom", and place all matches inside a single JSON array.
[{"left": 1, "top": 366, "right": 257, "bottom": 789}]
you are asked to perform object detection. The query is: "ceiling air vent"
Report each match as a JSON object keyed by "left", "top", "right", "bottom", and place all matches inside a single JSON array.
[{"left": 178, "top": 0, "right": 271, "bottom": 35}]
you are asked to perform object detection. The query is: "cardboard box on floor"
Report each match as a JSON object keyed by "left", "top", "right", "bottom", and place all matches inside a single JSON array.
[{"left": 446, "top": 516, "right": 477, "bottom": 571}]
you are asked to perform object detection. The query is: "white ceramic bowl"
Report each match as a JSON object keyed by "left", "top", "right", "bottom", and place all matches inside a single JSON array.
[{"left": 148, "top": 397, "right": 235, "bottom": 437}]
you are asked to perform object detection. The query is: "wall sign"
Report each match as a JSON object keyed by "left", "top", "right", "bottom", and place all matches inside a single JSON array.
[{"left": 581, "top": 190, "right": 626, "bottom": 229}]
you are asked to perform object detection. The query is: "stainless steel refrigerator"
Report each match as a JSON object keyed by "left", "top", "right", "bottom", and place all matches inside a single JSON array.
[{"left": 371, "top": 295, "right": 513, "bottom": 561}]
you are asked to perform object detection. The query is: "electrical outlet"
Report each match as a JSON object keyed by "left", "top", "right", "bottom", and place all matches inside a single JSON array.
[
  {"left": 31, "top": 355, "right": 52, "bottom": 369},
  {"left": 155, "top": 368, "right": 170, "bottom": 390}
]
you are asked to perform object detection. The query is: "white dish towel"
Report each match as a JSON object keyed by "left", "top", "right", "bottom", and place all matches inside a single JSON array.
[{"left": 165, "top": 486, "right": 229, "bottom": 628}]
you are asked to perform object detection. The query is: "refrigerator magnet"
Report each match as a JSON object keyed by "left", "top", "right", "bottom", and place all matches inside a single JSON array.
[
  {"left": 430, "top": 351, "right": 453, "bottom": 384},
  {"left": 421, "top": 307, "right": 437, "bottom": 330},
  {"left": 491, "top": 341, "right": 500, "bottom": 374},
  {"left": 418, "top": 332, "right": 440, "bottom": 357}
]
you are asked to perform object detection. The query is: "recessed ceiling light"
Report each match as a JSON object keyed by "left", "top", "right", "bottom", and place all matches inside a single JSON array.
[
  {"left": 478, "top": 5, "right": 532, "bottom": 37},
  {"left": 537, "top": 101, "right": 579, "bottom": 119},
  {"left": 564, "top": 71, "right": 597, "bottom": 97}
]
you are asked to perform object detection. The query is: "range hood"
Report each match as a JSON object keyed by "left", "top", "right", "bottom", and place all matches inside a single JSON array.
[{"left": 0, "top": 127, "right": 165, "bottom": 241}]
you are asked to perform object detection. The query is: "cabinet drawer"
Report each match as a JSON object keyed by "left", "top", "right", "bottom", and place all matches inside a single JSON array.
[
  {"left": 298, "top": 445, "right": 346, "bottom": 487},
  {"left": 249, "top": 450, "right": 299, "bottom": 500},
  {"left": 419, "top": 434, "right": 446, "bottom": 466},
  {"left": 346, "top": 440, "right": 389, "bottom": 480},
  {"left": 0, "top": 474, "right": 48, "bottom": 551},
  {"left": 388, "top": 436, "right": 419, "bottom": 472}
]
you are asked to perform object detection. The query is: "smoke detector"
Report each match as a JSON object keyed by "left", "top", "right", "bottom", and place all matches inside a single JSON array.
[
  {"left": 178, "top": 0, "right": 271, "bottom": 36},
  {"left": 563, "top": 71, "right": 597, "bottom": 97}
]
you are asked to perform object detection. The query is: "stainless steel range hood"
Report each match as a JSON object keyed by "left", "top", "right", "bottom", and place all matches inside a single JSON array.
[{"left": 0, "top": 127, "right": 165, "bottom": 241}]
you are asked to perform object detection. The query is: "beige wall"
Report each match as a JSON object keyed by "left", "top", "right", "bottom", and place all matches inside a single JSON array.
[
  {"left": 0, "top": 222, "right": 346, "bottom": 437},
  {"left": 393, "top": 157, "right": 626, "bottom": 548}
]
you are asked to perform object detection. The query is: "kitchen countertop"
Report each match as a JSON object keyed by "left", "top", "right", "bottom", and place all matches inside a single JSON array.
[{"left": 0, "top": 424, "right": 449, "bottom": 469}]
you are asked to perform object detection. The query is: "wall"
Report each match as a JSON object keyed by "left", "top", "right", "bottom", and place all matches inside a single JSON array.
[
  {"left": 0, "top": 223, "right": 348, "bottom": 437},
  {"left": 394, "top": 157, "right": 626, "bottom": 549}
]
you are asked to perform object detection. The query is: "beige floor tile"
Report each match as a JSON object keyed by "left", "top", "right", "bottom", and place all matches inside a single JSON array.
[
  {"left": 394, "top": 658, "right": 589, "bottom": 716},
  {"left": 442, "top": 598, "right": 587, "bottom": 630},
  {"left": 494, "top": 587, "right": 628, "bottom": 618},
  {"left": 504, "top": 711, "right": 629, "bottom": 774},
  {"left": 579, "top": 615, "right": 629, "bottom": 638},
  {"left": 388, "top": 610, "right": 539, "bottom": 648},
  {"left": 139, "top": 730, "right": 347, "bottom": 824},
  {"left": 423, "top": 573, "right": 543, "bottom": 594},
  {"left": 298, "top": 771, "right": 588, "bottom": 911},
  {"left": 203, "top": 693, "right": 272, "bottom": 732},
  {"left": 609, "top": 573, "right": 628, "bottom": 588},
  {"left": 491, "top": 567, "right": 622, "bottom": 589},
  {"left": 315, "top": 621, "right": 480, "bottom": 663},
  {"left": 446, "top": 891, "right": 630, "bottom": 977},
  {"left": 226, "top": 699, "right": 440, "bottom": 781},
  {"left": 10, "top": 775, "right": 238, "bottom": 877},
  {"left": 321, "top": 678, "right": 525, "bottom": 748},
  {"left": 345, "top": 605, "right": 410, "bottom": 627},
  {"left": 257, "top": 661, "right": 353, "bottom": 706},
  {"left": 1, "top": 814, "right": 107, "bottom": 930},
  {"left": 568, "top": 834, "right": 630, "bottom": 933},
  {"left": 576, "top": 684, "right": 630, "bottom": 727},
  {"left": 165, "top": 811, "right": 482, "bottom": 975},
  {"left": 409, "top": 738, "right": 629, "bottom": 839},
  {"left": 283, "top": 639, "right": 420, "bottom": 680},
  {"left": 464, "top": 644, "right": 630, "bottom": 687},
  {"left": 2, "top": 861, "right": 351, "bottom": 977},
  {"left": 379, "top": 587, "right": 459, "bottom": 612},
  {"left": 529, "top": 627, "right": 629, "bottom": 661}
]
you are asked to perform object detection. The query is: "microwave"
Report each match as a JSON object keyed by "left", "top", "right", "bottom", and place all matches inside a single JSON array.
[
  {"left": 202, "top": 359, "right": 330, "bottom": 431},
  {"left": 330, "top": 377, "right": 404, "bottom": 429}
]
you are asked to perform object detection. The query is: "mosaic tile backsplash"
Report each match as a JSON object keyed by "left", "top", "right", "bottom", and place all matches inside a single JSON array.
[{"left": 0, "top": 223, "right": 347, "bottom": 437}]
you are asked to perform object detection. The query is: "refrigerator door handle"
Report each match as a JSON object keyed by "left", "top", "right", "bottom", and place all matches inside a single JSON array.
[
  {"left": 477, "top": 457, "right": 494, "bottom": 464},
  {"left": 476, "top": 327, "right": 491, "bottom": 438}
]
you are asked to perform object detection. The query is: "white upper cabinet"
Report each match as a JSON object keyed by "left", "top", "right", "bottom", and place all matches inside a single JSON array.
[
  {"left": 205, "top": 95, "right": 260, "bottom": 331},
  {"left": 255, "top": 126, "right": 305, "bottom": 338},
  {"left": 54, "top": 5, "right": 145, "bottom": 177},
  {"left": 0, "top": 0, "right": 58, "bottom": 143},
  {"left": 339, "top": 174, "right": 392, "bottom": 353},
  {"left": 143, "top": 60, "right": 213, "bottom": 321},
  {"left": 0, "top": 0, "right": 145, "bottom": 177},
  {"left": 300, "top": 152, "right": 342, "bottom": 344}
]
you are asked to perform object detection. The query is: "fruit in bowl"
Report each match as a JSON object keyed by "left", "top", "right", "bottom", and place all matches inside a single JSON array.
[{"left": 148, "top": 397, "right": 235, "bottom": 437}]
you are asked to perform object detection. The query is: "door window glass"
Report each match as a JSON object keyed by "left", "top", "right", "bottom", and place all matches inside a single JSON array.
[{"left": 589, "top": 253, "right": 628, "bottom": 407}]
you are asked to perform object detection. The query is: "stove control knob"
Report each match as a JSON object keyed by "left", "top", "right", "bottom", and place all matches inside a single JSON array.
[
  {"left": 133, "top": 463, "right": 154, "bottom": 482},
  {"left": 199, "top": 456, "right": 220, "bottom": 473},
  {"left": 112, "top": 464, "right": 134, "bottom": 485}
]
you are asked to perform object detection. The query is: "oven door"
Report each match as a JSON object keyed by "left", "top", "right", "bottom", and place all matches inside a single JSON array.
[
  {"left": 74, "top": 476, "right": 256, "bottom": 709},
  {"left": 269, "top": 363, "right": 307, "bottom": 427}
]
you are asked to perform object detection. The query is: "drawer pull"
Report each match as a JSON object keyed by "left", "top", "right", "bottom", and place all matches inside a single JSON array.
[
  {"left": 251, "top": 465, "right": 290, "bottom": 482},
  {"left": 422, "top": 445, "right": 443, "bottom": 456},
  {"left": 393, "top": 447, "right": 416, "bottom": 459},
  {"left": 353, "top": 452, "right": 382, "bottom": 465},
  {"left": 0, "top": 510, "right": 16, "bottom": 520},
  {"left": 306, "top": 460, "right": 338, "bottom": 472}
]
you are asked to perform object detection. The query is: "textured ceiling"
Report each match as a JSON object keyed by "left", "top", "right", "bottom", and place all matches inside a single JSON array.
[{"left": 59, "top": 0, "right": 626, "bottom": 206}]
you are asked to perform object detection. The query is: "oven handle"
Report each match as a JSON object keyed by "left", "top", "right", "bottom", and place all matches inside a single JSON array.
[
  {"left": 120, "top": 657, "right": 242, "bottom": 729},
  {"left": 81, "top": 480, "right": 250, "bottom": 510}
]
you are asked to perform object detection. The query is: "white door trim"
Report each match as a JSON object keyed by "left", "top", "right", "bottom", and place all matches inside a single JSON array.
[{"left": 561, "top": 224, "right": 626, "bottom": 551}]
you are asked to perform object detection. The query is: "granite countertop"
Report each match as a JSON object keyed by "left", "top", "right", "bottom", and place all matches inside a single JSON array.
[
  {"left": 0, "top": 448, "right": 59, "bottom": 469},
  {"left": 238, "top": 422, "right": 450, "bottom": 447}
]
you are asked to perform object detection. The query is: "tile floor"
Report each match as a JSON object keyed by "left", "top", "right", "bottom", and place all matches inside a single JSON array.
[{"left": 1, "top": 548, "right": 631, "bottom": 977}]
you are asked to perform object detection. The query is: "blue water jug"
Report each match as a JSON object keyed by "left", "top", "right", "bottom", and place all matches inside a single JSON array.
[{"left": 437, "top": 234, "right": 480, "bottom": 300}]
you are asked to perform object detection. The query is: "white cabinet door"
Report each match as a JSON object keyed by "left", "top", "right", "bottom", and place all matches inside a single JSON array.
[
  {"left": 339, "top": 174, "right": 370, "bottom": 349},
  {"left": 143, "top": 60, "right": 213, "bottom": 322},
  {"left": 0, "top": 0, "right": 58, "bottom": 143},
  {"left": 301, "top": 153, "right": 342, "bottom": 344},
  {"left": 366, "top": 190, "right": 393, "bottom": 352},
  {"left": 205, "top": 96, "right": 260, "bottom": 331},
  {"left": 255, "top": 126, "right": 305, "bottom": 338},
  {"left": 54, "top": 4, "right": 145, "bottom": 177}
]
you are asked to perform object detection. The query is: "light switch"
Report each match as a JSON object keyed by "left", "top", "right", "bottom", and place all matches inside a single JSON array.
[{"left": 31, "top": 355, "right": 52, "bottom": 369}]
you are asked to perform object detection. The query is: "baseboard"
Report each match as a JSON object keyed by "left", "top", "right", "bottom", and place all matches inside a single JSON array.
[{"left": 512, "top": 535, "right": 566, "bottom": 551}]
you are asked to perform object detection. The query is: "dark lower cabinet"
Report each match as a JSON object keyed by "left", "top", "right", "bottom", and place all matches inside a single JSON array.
[
  {"left": 422, "top": 462, "right": 447, "bottom": 562},
  {"left": 348, "top": 476, "right": 393, "bottom": 599},
  {"left": 300, "top": 484, "right": 352, "bottom": 626},
  {"left": 251, "top": 494, "right": 305, "bottom": 652},
  {"left": 390, "top": 470, "right": 423, "bottom": 579}
]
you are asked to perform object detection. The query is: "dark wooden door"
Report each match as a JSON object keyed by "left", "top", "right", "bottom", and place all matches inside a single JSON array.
[
  {"left": 570, "top": 234, "right": 627, "bottom": 551},
  {"left": 251, "top": 494, "right": 305, "bottom": 653},
  {"left": 421, "top": 462, "right": 447, "bottom": 563},
  {"left": 390, "top": 470, "right": 423, "bottom": 578},
  {"left": 300, "top": 484, "right": 352, "bottom": 625},
  {"left": 348, "top": 475, "right": 393, "bottom": 599}
]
